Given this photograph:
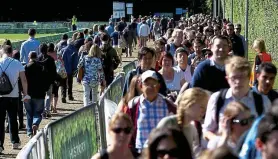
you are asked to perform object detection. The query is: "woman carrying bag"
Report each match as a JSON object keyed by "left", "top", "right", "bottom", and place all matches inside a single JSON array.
[{"left": 77, "top": 44, "right": 106, "bottom": 107}]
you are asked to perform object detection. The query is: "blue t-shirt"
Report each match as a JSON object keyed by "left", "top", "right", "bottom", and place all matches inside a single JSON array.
[{"left": 110, "top": 32, "right": 119, "bottom": 46}]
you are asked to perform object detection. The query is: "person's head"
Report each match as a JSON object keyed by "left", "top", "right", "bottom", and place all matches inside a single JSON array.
[
  {"left": 204, "top": 27, "right": 214, "bottom": 37},
  {"left": 187, "top": 30, "right": 196, "bottom": 41},
  {"left": 202, "top": 48, "right": 213, "bottom": 59},
  {"left": 175, "top": 47, "right": 189, "bottom": 67},
  {"left": 193, "top": 39, "right": 204, "bottom": 56},
  {"left": 154, "top": 38, "right": 166, "bottom": 53},
  {"left": 12, "top": 50, "right": 20, "bottom": 61},
  {"left": 256, "top": 114, "right": 278, "bottom": 159},
  {"left": 234, "top": 24, "right": 242, "bottom": 35},
  {"left": 92, "top": 24, "right": 99, "bottom": 33},
  {"left": 225, "top": 56, "right": 251, "bottom": 95},
  {"left": 199, "top": 146, "right": 238, "bottom": 159},
  {"left": 176, "top": 88, "right": 209, "bottom": 125},
  {"left": 67, "top": 38, "right": 74, "bottom": 45},
  {"left": 77, "top": 32, "right": 84, "bottom": 39},
  {"left": 28, "top": 28, "right": 36, "bottom": 37},
  {"left": 252, "top": 39, "right": 267, "bottom": 53},
  {"left": 125, "top": 75, "right": 142, "bottom": 103},
  {"left": 39, "top": 43, "right": 48, "bottom": 55},
  {"left": 100, "top": 33, "right": 109, "bottom": 44},
  {"left": 47, "top": 43, "right": 55, "bottom": 53},
  {"left": 222, "top": 102, "right": 253, "bottom": 140},
  {"left": 62, "top": 34, "right": 68, "bottom": 41},
  {"left": 160, "top": 52, "right": 174, "bottom": 69},
  {"left": 140, "top": 70, "right": 160, "bottom": 101},
  {"left": 211, "top": 35, "right": 230, "bottom": 62},
  {"left": 226, "top": 23, "right": 235, "bottom": 36},
  {"left": 257, "top": 63, "right": 277, "bottom": 95},
  {"left": 83, "top": 29, "right": 89, "bottom": 35},
  {"left": 88, "top": 44, "right": 102, "bottom": 58},
  {"left": 108, "top": 113, "right": 133, "bottom": 147},
  {"left": 165, "top": 28, "right": 174, "bottom": 40},
  {"left": 28, "top": 51, "right": 37, "bottom": 61},
  {"left": 3, "top": 39, "right": 11, "bottom": 46},
  {"left": 138, "top": 47, "right": 155, "bottom": 70},
  {"left": 2, "top": 45, "right": 13, "bottom": 56},
  {"left": 213, "top": 24, "right": 221, "bottom": 36},
  {"left": 172, "top": 29, "right": 183, "bottom": 46},
  {"left": 98, "top": 25, "right": 105, "bottom": 32},
  {"left": 144, "top": 127, "right": 193, "bottom": 159}
]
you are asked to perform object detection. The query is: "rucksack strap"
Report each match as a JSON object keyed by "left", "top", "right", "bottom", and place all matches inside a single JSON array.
[
  {"left": 252, "top": 91, "right": 263, "bottom": 116},
  {"left": 100, "top": 149, "right": 109, "bottom": 159},
  {"left": 0, "top": 59, "right": 14, "bottom": 73},
  {"left": 215, "top": 89, "right": 229, "bottom": 129}
]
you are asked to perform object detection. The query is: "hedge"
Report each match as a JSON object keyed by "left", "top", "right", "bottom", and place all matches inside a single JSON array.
[{"left": 206, "top": 0, "right": 278, "bottom": 61}]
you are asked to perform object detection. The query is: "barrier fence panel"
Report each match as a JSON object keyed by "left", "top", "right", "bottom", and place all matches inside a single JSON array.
[
  {"left": 16, "top": 131, "right": 46, "bottom": 159},
  {"left": 122, "top": 61, "right": 136, "bottom": 76},
  {"left": 44, "top": 103, "right": 99, "bottom": 159}
]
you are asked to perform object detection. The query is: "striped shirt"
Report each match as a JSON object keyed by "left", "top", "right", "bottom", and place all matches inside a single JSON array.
[{"left": 136, "top": 94, "right": 169, "bottom": 150}]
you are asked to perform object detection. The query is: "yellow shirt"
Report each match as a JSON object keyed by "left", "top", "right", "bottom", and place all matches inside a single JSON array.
[{"left": 72, "top": 18, "right": 77, "bottom": 25}]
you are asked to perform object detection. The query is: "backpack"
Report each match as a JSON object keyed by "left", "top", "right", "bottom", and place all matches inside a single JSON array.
[
  {"left": 0, "top": 59, "right": 15, "bottom": 95},
  {"left": 127, "top": 95, "right": 177, "bottom": 148},
  {"left": 101, "top": 46, "right": 119, "bottom": 71},
  {"left": 215, "top": 89, "right": 263, "bottom": 130},
  {"left": 55, "top": 55, "right": 67, "bottom": 79}
]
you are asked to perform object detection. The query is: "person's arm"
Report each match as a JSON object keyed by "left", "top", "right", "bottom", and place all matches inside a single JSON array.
[
  {"left": 19, "top": 71, "right": 28, "bottom": 96},
  {"left": 191, "top": 62, "right": 206, "bottom": 88},
  {"left": 202, "top": 92, "right": 219, "bottom": 141},
  {"left": 20, "top": 43, "right": 25, "bottom": 62}
]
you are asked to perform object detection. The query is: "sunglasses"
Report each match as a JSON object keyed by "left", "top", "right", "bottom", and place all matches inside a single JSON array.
[
  {"left": 111, "top": 127, "right": 132, "bottom": 134},
  {"left": 232, "top": 116, "right": 255, "bottom": 126},
  {"left": 157, "top": 148, "right": 179, "bottom": 158}
]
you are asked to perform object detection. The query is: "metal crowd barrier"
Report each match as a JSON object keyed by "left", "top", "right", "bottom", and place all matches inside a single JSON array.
[
  {"left": 16, "top": 131, "right": 46, "bottom": 159},
  {"left": 16, "top": 59, "right": 138, "bottom": 159}
]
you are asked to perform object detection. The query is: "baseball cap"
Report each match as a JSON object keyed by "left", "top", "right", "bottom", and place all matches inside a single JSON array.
[{"left": 141, "top": 70, "right": 159, "bottom": 82}]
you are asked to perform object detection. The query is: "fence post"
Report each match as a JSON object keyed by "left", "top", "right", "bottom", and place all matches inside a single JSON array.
[
  {"left": 222, "top": 0, "right": 225, "bottom": 19},
  {"left": 231, "top": 0, "right": 234, "bottom": 23},
  {"left": 245, "top": 0, "right": 249, "bottom": 59},
  {"left": 218, "top": 0, "right": 221, "bottom": 18},
  {"left": 213, "top": 0, "right": 217, "bottom": 18}
]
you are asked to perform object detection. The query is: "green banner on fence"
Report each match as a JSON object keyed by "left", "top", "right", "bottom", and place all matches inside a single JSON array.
[{"left": 47, "top": 104, "right": 98, "bottom": 159}]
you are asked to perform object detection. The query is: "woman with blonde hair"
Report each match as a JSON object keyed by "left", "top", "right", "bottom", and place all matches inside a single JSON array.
[
  {"left": 91, "top": 113, "right": 135, "bottom": 159},
  {"left": 250, "top": 38, "right": 272, "bottom": 86},
  {"left": 207, "top": 101, "right": 254, "bottom": 151},
  {"left": 77, "top": 44, "right": 105, "bottom": 106},
  {"left": 157, "top": 87, "right": 210, "bottom": 157}
]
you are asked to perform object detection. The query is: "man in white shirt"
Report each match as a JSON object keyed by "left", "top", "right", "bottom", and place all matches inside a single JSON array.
[
  {"left": 0, "top": 45, "right": 29, "bottom": 152},
  {"left": 174, "top": 47, "right": 192, "bottom": 83},
  {"left": 139, "top": 20, "right": 150, "bottom": 48},
  {"left": 203, "top": 56, "right": 271, "bottom": 142}
]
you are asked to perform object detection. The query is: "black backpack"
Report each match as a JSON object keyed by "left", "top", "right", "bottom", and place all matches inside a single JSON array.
[
  {"left": 215, "top": 88, "right": 263, "bottom": 130},
  {"left": 0, "top": 59, "right": 15, "bottom": 95}
]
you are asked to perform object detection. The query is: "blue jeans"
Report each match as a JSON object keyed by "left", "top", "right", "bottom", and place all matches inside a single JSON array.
[
  {"left": 45, "top": 85, "right": 53, "bottom": 111},
  {"left": 24, "top": 99, "right": 44, "bottom": 135}
]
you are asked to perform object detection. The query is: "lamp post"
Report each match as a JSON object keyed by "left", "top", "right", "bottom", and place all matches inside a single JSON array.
[{"left": 245, "top": 0, "right": 249, "bottom": 59}]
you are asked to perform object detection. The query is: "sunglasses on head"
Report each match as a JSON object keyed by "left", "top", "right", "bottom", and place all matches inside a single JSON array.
[
  {"left": 232, "top": 115, "right": 255, "bottom": 126},
  {"left": 157, "top": 148, "right": 179, "bottom": 158},
  {"left": 112, "top": 127, "right": 132, "bottom": 134}
]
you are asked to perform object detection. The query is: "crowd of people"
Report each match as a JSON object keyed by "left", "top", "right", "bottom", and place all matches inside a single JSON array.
[
  {"left": 92, "top": 14, "right": 278, "bottom": 159},
  {"left": 0, "top": 13, "right": 277, "bottom": 159}
]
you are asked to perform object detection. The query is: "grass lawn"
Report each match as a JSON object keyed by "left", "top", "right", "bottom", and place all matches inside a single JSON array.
[{"left": 0, "top": 34, "right": 55, "bottom": 44}]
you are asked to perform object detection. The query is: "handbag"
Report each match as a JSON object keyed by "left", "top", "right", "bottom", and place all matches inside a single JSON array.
[{"left": 77, "top": 66, "right": 85, "bottom": 81}]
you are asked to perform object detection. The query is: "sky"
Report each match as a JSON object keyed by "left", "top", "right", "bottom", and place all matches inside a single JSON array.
[{"left": 0, "top": 0, "right": 189, "bottom": 22}]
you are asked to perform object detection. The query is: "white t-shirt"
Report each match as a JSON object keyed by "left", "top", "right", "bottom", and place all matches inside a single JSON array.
[
  {"left": 164, "top": 68, "right": 185, "bottom": 92},
  {"left": 174, "top": 65, "right": 192, "bottom": 83},
  {"left": 0, "top": 56, "right": 24, "bottom": 98}
]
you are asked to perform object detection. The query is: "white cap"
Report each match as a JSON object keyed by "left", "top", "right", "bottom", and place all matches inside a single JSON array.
[{"left": 141, "top": 70, "right": 159, "bottom": 82}]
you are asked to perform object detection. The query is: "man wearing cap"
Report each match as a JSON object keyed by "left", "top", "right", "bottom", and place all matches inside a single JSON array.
[
  {"left": 122, "top": 47, "right": 167, "bottom": 97},
  {"left": 128, "top": 70, "right": 174, "bottom": 153}
]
